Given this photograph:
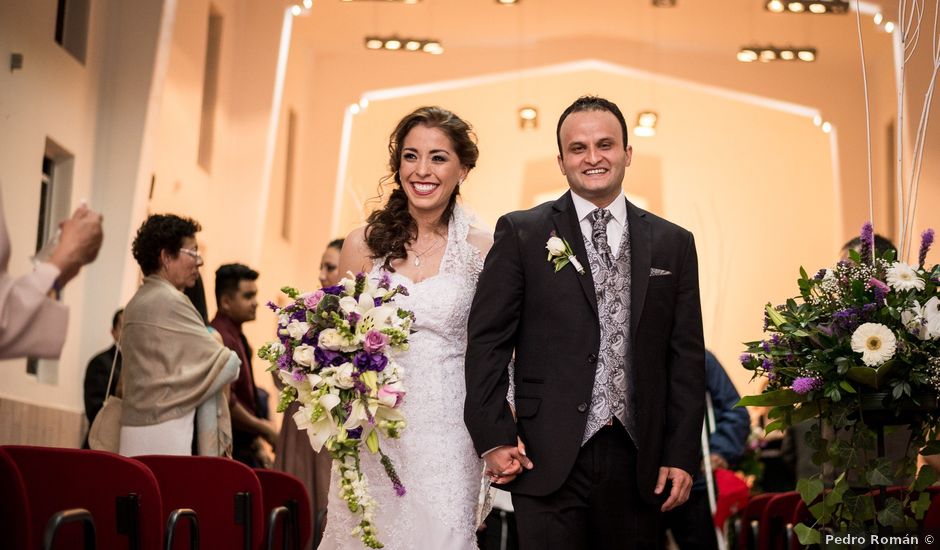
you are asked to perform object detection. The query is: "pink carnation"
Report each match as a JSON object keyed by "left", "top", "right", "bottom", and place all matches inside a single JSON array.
[
  {"left": 378, "top": 385, "right": 405, "bottom": 408},
  {"left": 363, "top": 330, "right": 390, "bottom": 354},
  {"left": 303, "top": 290, "right": 325, "bottom": 309}
]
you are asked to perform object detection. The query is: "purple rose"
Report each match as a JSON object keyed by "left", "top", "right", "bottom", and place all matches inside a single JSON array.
[
  {"left": 314, "top": 347, "right": 346, "bottom": 367},
  {"left": 303, "top": 290, "right": 325, "bottom": 309},
  {"left": 363, "top": 330, "right": 390, "bottom": 354},
  {"left": 321, "top": 284, "right": 344, "bottom": 296}
]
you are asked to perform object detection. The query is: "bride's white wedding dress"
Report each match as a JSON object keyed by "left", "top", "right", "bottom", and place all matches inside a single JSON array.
[{"left": 319, "top": 205, "right": 486, "bottom": 550}]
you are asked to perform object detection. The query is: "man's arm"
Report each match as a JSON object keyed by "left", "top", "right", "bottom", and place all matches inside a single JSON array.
[
  {"left": 230, "top": 399, "right": 278, "bottom": 446},
  {"left": 465, "top": 214, "right": 525, "bottom": 457}
]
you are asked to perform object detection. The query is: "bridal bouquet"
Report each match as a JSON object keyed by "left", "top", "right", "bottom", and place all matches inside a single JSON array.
[
  {"left": 258, "top": 272, "right": 414, "bottom": 548},
  {"left": 739, "top": 223, "right": 940, "bottom": 542}
]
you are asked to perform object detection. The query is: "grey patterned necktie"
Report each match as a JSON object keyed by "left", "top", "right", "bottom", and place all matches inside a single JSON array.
[{"left": 590, "top": 208, "right": 613, "bottom": 267}]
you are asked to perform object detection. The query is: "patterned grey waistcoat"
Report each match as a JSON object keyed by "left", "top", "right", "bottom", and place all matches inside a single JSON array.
[{"left": 581, "top": 224, "right": 637, "bottom": 446}]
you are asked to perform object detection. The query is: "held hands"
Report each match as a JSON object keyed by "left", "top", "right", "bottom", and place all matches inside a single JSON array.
[
  {"left": 49, "top": 204, "right": 103, "bottom": 287},
  {"left": 483, "top": 437, "right": 533, "bottom": 484},
  {"left": 655, "top": 466, "right": 693, "bottom": 512}
]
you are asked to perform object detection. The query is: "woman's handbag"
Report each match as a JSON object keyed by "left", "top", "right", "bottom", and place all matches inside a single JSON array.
[{"left": 87, "top": 346, "right": 122, "bottom": 453}]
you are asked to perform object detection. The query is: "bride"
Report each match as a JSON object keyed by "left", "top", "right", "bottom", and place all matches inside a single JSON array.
[{"left": 319, "top": 106, "right": 492, "bottom": 549}]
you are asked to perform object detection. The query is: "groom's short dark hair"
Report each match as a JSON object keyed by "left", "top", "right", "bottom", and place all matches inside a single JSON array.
[{"left": 556, "top": 96, "right": 629, "bottom": 157}]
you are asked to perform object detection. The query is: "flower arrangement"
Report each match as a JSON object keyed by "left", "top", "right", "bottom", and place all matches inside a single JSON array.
[
  {"left": 739, "top": 223, "right": 940, "bottom": 542},
  {"left": 258, "top": 272, "right": 414, "bottom": 549}
]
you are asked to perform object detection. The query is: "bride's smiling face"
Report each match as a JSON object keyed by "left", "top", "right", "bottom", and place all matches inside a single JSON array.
[{"left": 398, "top": 124, "right": 468, "bottom": 217}]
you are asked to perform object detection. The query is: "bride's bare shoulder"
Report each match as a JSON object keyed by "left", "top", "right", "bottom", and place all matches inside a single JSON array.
[
  {"left": 338, "top": 226, "right": 373, "bottom": 274},
  {"left": 466, "top": 224, "right": 494, "bottom": 258}
]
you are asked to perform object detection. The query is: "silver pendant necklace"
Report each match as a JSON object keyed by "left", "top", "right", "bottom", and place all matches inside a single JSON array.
[{"left": 410, "top": 238, "right": 444, "bottom": 267}]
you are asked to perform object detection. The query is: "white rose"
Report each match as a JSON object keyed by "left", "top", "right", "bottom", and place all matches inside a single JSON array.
[
  {"left": 269, "top": 342, "right": 286, "bottom": 357},
  {"left": 292, "top": 344, "right": 316, "bottom": 367},
  {"left": 546, "top": 236, "right": 566, "bottom": 256},
  {"left": 278, "top": 313, "right": 290, "bottom": 327},
  {"left": 286, "top": 319, "right": 310, "bottom": 340},
  {"left": 318, "top": 328, "right": 345, "bottom": 351},
  {"left": 333, "top": 362, "right": 356, "bottom": 389},
  {"left": 342, "top": 275, "right": 357, "bottom": 294},
  {"left": 338, "top": 296, "right": 359, "bottom": 315}
]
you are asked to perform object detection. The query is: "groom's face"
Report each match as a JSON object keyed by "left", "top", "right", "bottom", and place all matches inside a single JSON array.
[{"left": 557, "top": 109, "right": 632, "bottom": 207}]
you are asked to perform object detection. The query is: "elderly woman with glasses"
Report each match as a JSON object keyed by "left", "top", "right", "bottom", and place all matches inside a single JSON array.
[{"left": 118, "top": 214, "right": 239, "bottom": 457}]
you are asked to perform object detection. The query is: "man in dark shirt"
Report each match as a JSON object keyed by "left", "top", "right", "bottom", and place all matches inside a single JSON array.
[
  {"left": 210, "top": 263, "right": 277, "bottom": 467},
  {"left": 82, "top": 309, "right": 124, "bottom": 447}
]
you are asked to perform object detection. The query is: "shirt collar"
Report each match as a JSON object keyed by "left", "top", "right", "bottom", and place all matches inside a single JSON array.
[{"left": 570, "top": 190, "right": 627, "bottom": 226}]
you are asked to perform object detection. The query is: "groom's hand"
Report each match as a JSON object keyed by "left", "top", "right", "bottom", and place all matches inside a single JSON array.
[
  {"left": 655, "top": 466, "right": 692, "bottom": 512},
  {"left": 483, "top": 437, "right": 533, "bottom": 484}
]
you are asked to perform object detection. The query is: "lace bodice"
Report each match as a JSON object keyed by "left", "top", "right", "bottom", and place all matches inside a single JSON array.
[{"left": 320, "top": 204, "right": 487, "bottom": 550}]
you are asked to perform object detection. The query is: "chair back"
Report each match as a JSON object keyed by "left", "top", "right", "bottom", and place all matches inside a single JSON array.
[
  {"left": 3, "top": 445, "right": 163, "bottom": 550},
  {"left": 255, "top": 469, "right": 312, "bottom": 550},
  {"left": 137, "top": 455, "right": 264, "bottom": 550},
  {"left": 0, "top": 447, "right": 32, "bottom": 549},
  {"left": 758, "top": 491, "right": 802, "bottom": 550},
  {"left": 737, "top": 491, "right": 774, "bottom": 550}
]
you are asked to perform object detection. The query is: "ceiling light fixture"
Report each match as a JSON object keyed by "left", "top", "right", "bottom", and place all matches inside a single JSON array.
[
  {"left": 737, "top": 45, "right": 817, "bottom": 63},
  {"left": 873, "top": 12, "right": 884, "bottom": 25},
  {"left": 518, "top": 106, "right": 538, "bottom": 129},
  {"left": 767, "top": 0, "right": 848, "bottom": 14},
  {"left": 652, "top": 0, "right": 677, "bottom": 6},
  {"left": 634, "top": 111, "right": 658, "bottom": 137},
  {"left": 364, "top": 36, "right": 444, "bottom": 55},
  {"left": 496, "top": 0, "right": 520, "bottom": 4}
]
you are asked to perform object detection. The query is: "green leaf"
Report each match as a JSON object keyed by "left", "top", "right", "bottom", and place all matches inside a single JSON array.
[
  {"left": 790, "top": 403, "right": 821, "bottom": 424},
  {"left": 798, "top": 478, "right": 824, "bottom": 505},
  {"left": 809, "top": 501, "right": 832, "bottom": 523},
  {"left": 913, "top": 491, "right": 932, "bottom": 520},
  {"left": 800, "top": 266, "right": 809, "bottom": 281},
  {"left": 842, "top": 492, "right": 875, "bottom": 522},
  {"left": 866, "top": 458, "right": 894, "bottom": 487},
  {"left": 913, "top": 465, "right": 939, "bottom": 492},
  {"left": 765, "top": 303, "right": 786, "bottom": 329},
  {"left": 554, "top": 258, "right": 569, "bottom": 273},
  {"left": 737, "top": 389, "right": 809, "bottom": 407},
  {"left": 839, "top": 381, "right": 857, "bottom": 394},
  {"left": 876, "top": 497, "right": 905, "bottom": 529},
  {"left": 764, "top": 419, "right": 786, "bottom": 434},
  {"left": 846, "top": 360, "right": 896, "bottom": 389},
  {"left": 793, "top": 523, "right": 821, "bottom": 545}
]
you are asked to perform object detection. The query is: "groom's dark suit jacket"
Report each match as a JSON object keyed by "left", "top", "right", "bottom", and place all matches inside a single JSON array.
[{"left": 464, "top": 192, "right": 706, "bottom": 503}]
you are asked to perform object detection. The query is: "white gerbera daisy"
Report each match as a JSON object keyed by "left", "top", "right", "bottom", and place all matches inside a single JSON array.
[
  {"left": 886, "top": 261, "right": 926, "bottom": 291},
  {"left": 850, "top": 322, "right": 897, "bottom": 367}
]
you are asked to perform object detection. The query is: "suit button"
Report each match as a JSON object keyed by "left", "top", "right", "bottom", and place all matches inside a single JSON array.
[
  {"left": 588, "top": 354, "right": 597, "bottom": 363},
  {"left": 577, "top": 403, "right": 588, "bottom": 413}
]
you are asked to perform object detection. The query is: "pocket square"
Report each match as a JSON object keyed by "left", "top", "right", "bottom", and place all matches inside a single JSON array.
[{"left": 650, "top": 268, "right": 672, "bottom": 276}]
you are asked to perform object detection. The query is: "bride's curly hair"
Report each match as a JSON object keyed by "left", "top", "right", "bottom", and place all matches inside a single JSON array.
[{"left": 366, "top": 106, "right": 478, "bottom": 271}]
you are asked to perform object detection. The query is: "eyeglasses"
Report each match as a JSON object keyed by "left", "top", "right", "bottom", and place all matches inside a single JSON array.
[{"left": 179, "top": 248, "right": 204, "bottom": 264}]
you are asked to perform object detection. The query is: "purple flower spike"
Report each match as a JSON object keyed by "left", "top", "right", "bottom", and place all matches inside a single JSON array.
[
  {"left": 739, "top": 353, "right": 753, "bottom": 365},
  {"left": 860, "top": 222, "right": 874, "bottom": 263},
  {"left": 761, "top": 358, "right": 774, "bottom": 371},
  {"left": 813, "top": 269, "right": 827, "bottom": 281},
  {"left": 761, "top": 341, "right": 771, "bottom": 353},
  {"left": 792, "top": 376, "right": 821, "bottom": 395},
  {"left": 919, "top": 229, "right": 935, "bottom": 268},
  {"left": 266, "top": 301, "right": 279, "bottom": 312},
  {"left": 867, "top": 278, "right": 889, "bottom": 302}
]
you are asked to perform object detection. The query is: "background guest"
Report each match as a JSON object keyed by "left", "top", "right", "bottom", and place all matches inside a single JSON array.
[
  {"left": 119, "top": 214, "right": 239, "bottom": 457},
  {"left": 274, "top": 238, "right": 344, "bottom": 548},
  {"left": 211, "top": 262, "right": 277, "bottom": 467},
  {"left": 82, "top": 308, "right": 124, "bottom": 447}
]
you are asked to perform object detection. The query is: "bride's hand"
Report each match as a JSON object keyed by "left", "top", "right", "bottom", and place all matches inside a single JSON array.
[{"left": 484, "top": 437, "right": 533, "bottom": 484}]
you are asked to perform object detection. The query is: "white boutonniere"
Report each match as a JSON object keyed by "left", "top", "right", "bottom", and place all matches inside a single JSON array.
[{"left": 546, "top": 231, "right": 585, "bottom": 274}]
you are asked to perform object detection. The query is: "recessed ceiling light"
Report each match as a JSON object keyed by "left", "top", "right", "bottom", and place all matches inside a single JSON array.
[
  {"left": 874, "top": 12, "right": 884, "bottom": 25},
  {"left": 737, "top": 49, "right": 758, "bottom": 63},
  {"left": 404, "top": 40, "right": 422, "bottom": 51},
  {"left": 787, "top": 2, "right": 805, "bottom": 12},
  {"left": 797, "top": 49, "right": 816, "bottom": 61},
  {"left": 767, "top": 0, "right": 785, "bottom": 12},
  {"left": 384, "top": 39, "right": 402, "bottom": 50},
  {"left": 365, "top": 38, "right": 384, "bottom": 49},
  {"left": 821, "top": 121, "right": 832, "bottom": 133},
  {"left": 884, "top": 21, "right": 895, "bottom": 33},
  {"left": 290, "top": 5, "right": 303, "bottom": 16}
]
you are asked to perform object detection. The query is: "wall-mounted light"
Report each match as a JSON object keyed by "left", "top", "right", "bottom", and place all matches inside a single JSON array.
[
  {"left": 634, "top": 111, "right": 658, "bottom": 137},
  {"left": 364, "top": 36, "right": 444, "bottom": 55},
  {"left": 652, "top": 0, "right": 677, "bottom": 6},
  {"left": 767, "top": 0, "right": 848, "bottom": 13},
  {"left": 518, "top": 106, "right": 538, "bottom": 129},
  {"left": 496, "top": 0, "right": 520, "bottom": 4},
  {"left": 737, "top": 46, "right": 817, "bottom": 63}
]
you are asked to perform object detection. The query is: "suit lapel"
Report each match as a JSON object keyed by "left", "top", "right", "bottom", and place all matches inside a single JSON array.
[
  {"left": 551, "top": 192, "right": 598, "bottom": 317},
  {"left": 628, "top": 200, "right": 651, "bottom": 340}
]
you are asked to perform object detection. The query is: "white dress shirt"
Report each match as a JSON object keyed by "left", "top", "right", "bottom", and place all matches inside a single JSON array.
[{"left": 569, "top": 190, "right": 627, "bottom": 255}]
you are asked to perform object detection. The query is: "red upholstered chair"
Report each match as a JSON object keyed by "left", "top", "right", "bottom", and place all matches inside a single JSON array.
[
  {"left": 137, "top": 455, "right": 264, "bottom": 550},
  {"left": 0, "top": 447, "right": 32, "bottom": 549},
  {"left": 3, "top": 445, "right": 163, "bottom": 550},
  {"left": 758, "top": 491, "right": 802, "bottom": 550},
  {"left": 918, "top": 486, "right": 940, "bottom": 540},
  {"left": 254, "top": 469, "right": 312, "bottom": 550},
  {"left": 737, "top": 492, "right": 774, "bottom": 550}
]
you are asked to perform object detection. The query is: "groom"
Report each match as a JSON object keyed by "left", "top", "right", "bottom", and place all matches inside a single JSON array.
[{"left": 464, "top": 96, "right": 706, "bottom": 548}]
